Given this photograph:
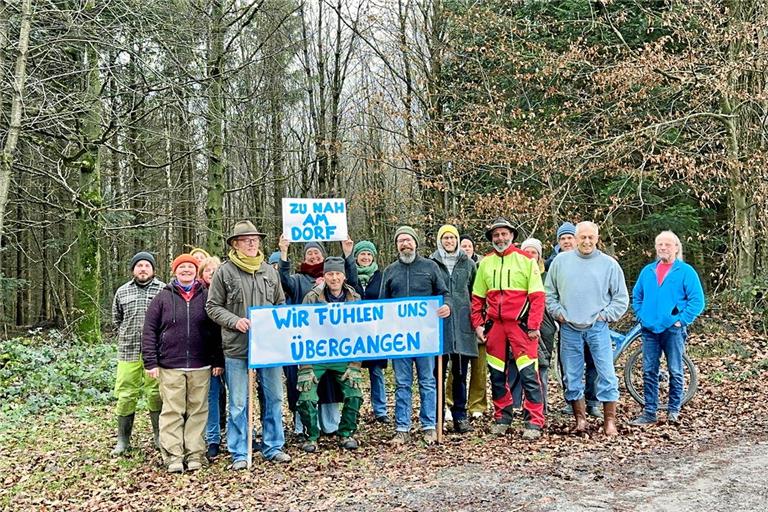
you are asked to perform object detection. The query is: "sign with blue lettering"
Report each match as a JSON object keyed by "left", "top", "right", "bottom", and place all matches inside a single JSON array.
[
  {"left": 282, "top": 198, "right": 348, "bottom": 242},
  {"left": 247, "top": 297, "right": 444, "bottom": 368}
]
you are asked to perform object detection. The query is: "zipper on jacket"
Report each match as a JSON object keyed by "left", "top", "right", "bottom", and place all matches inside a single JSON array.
[
  {"left": 498, "top": 255, "right": 505, "bottom": 319},
  {"left": 186, "top": 301, "right": 191, "bottom": 368}
]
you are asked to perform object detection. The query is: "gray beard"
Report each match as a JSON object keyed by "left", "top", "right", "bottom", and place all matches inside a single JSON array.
[
  {"left": 398, "top": 252, "right": 416, "bottom": 264},
  {"left": 492, "top": 241, "right": 512, "bottom": 252}
]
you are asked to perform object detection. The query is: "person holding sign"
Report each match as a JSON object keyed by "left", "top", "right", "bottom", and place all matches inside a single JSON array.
[
  {"left": 381, "top": 226, "right": 451, "bottom": 445},
  {"left": 142, "top": 254, "right": 224, "bottom": 473},
  {"left": 430, "top": 225, "right": 477, "bottom": 434},
  {"left": 471, "top": 218, "right": 546, "bottom": 440},
  {"left": 296, "top": 257, "right": 364, "bottom": 452},
  {"left": 278, "top": 235, "right": 359, "bottom": 438},
  {"left": 206, "top": 221, "right": 290, "bottom": 469},
  {"left": 352, "top": 240, "right": 390, "bottom": 424}
]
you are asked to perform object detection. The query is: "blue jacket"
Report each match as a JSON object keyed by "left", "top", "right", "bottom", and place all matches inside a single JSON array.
[{"left": 632, "top": 259, "right": 705, "bottom": 334}]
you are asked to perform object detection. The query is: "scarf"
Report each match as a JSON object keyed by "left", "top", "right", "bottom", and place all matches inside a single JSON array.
[
  {"left": 173, "top": 279, "right": 198, "bottom": 302},
  {"left": 438, "top": 247, "right": 459, "bottom": 275},
  {"left": 299, "top": 261, "right": 324, "bottom": 279},
  {"left": 228, "top": 248, "right": 264, "bottom": 274},
  {"left": 356, "top": 262, "right": 378, "bottom": 287}
]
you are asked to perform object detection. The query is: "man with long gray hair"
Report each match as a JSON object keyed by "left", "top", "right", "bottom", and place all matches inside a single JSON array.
[{"left": 630, "top": 231, "right": 705, "bottom": 426}]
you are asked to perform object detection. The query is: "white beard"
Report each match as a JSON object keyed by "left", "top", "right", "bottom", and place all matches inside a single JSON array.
[
  {"left": 492, "top": 241, "right": 512, "bottom": 252},
  {"left": 398, "top": 252, "right": 416, "bottom": 264}
]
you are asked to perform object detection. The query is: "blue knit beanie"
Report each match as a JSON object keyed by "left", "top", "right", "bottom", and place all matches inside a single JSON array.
[{"left": 556, "top": 222, "right": 576, "bottom": 240}]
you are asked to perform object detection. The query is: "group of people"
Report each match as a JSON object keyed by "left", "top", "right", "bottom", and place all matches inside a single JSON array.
[{"left": 110, "top": 216, "right": 705, "bottom": 473}]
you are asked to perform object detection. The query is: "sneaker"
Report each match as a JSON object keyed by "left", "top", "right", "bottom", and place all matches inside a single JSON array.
[
  {"left": 167, "top": 461, "right": 184, "bottom": 474},
  {"left": 444, "top": 409, "right": 453, "bottom": 422},
  {"left": 587, "top": 405, "right": 604, "bottom": 419},
  {"left": 667, "top": 411, "right": 680, "bottom": 424},
  {"left": 390, "top": 431, "right": 410, "bottom": 445},
  {"left": 471, "top": 411, "right": 483, "bottom": 420},
  {"left": 186, "top": 459, "right": 204, "bottom": 471},
  {"left": 301, "top": 441, "right": 318, "bottom": 453},
  {"left": 454, "top": 418, "right": 474, "bottom": 434},
  {"left": 522, "top": 427, "right": 542, "bottom": 440},
  {"left": 375, "top": 414, "right": 392, "bottom": 424},
  {"left": 339, "top": 437, "right": 359, "bottom": 450},
  {"left": 206, "top": 443, "right": 220, "bottom": 460},
  {"left": 230, "top": 460, "right": 248, "bottom": 471},
  {"left": 269, "top": 451, "right": 291, "bottom": 463},
  {"left": 560, "top": 403, "right": 573, "bottom": 415},
  {"left": 629, "top": 413, "right": 658, "bottom": 426},
  {"left": 490, "top": 423, "right": 510, "bottom": 436},
  {"left": 422, "top": 429, "right": 438, "bottom": 444}
]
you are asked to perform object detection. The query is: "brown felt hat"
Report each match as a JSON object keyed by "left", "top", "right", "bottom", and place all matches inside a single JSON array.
[
  {"left": 484, "top": 217, "right": 518, "bottom": 242},
  {"left": 226, "top": 220, "right": 267, "bottom": 247}
]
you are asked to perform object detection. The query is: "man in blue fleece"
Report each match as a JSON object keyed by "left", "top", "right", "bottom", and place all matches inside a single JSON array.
[
  {"left": 630, "top": 231, "right": 705, "bottom": 426},
  {"left": 545, "top": 221, "right": 628, "bottom": 436}
]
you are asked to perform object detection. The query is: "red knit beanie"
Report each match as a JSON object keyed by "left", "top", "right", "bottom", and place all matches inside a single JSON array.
[{"left": 172, "top": 254, "right": 199, "bottom": 273}]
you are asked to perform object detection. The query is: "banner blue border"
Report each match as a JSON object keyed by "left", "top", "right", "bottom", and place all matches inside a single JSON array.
[{"left": 248, "top": 295, "right": 444, "bottom": 369}]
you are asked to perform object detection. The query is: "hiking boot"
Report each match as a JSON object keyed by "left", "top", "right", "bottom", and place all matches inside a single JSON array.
[
  {"left": 167, "top": 461, "right": 184, "bottom": 474},
  {"left": 339, "top": 437, "right": 359, "bottom": 450},
  {"left": 375, "top": 414, "right": 392, "bottom": 425},
  {"left": 301, "top": 441, "right": 318, "bottom": 453},
  {"left": 603, "top": 402, "right": 618, "bottom": 436},
  {"left": 230, "top": 460, "right": 248, "bottom": 471},
  {"left": 571, "top": 399, "right": 588, "bottom": 433},
  {"left": 111, "top": 414, "right": 135, "bottom": 456},
  {"left": 186, "top": 458, "right": 204, "bottom": 471},
  {"left": 390, "top": 431, "right": 410, "bottom": 445},
  {"left": 206, "top": 443, "right": 220, "bottom": 460},
  {"left": 454, "top": 418, "right": 474, "bottom": 434},
  {"left": 667, "top": 411, "right": 680, "bottom": 424},
  {"left": 269, "top": 451, "right": 291, "bottom": 463},
  {"left": 629, "top": 413, "right": 658, "bottom": 426},
  {"left": 422, "top": 429, "right": 438, "bottom": 444},
  {"left": 149, "top": 410, "right": 161, "bottom": 450},
  {"left": 587, "top": 405, "right": 604, "bottom": 419},
  {"left": 522, "top": 427, "right": 542, "bottom": 440},
  {"left": 490, "top": 423, "right": 510, "bottom": 436}
]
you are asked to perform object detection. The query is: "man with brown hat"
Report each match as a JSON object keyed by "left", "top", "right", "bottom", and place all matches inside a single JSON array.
[
  {"left": 471, "top": 218, "right": 547, "bottom": 440},
  {"left": 111, "top": 251, "right": 165, "bottom": 456},
  {"left": 206, "top": 221, "right": 289, "bottom": 468}
]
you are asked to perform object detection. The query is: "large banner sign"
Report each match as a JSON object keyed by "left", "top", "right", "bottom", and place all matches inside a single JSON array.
[
  {"left": 248, "top": 297, "right": 443, "bottom": 368},
  {"left": 281, "top": 198, "right": 348, "bottom": 242}
]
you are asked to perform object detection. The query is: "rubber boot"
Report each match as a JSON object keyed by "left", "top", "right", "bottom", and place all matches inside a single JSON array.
[
  {"left": 603, "top": 402, "right": 618, "bottom": 436},
  {"left": 149, "top": 410, "right": 161, "bottom": 450},
  {"left": 571, "top": 399, "right": 587, "bottom": 433},
  {"left": 111, "top": 414, "right": 135, "bottom": 456}
]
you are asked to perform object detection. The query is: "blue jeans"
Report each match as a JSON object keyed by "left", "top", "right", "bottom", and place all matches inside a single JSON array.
[
  {"left": 205, "top": 375, "right": 224, "bottom": 444},
  {"left": 224, "top": 357, "right": 285, "bottom": 462},
  {"left": 393, "top": 356, "right": 436, "bottom": 431},
  {"left": 559, "top": 338, "right": 599, "bottom": 407},
  {"left": 560, "top": 322, "right": 619, "bottom": 402},
  {"left": 641, "top": 326, "right": 686, "bottom": 415},
  {"left": 369, "top": 366, "right": 388, "bottom": 418}
]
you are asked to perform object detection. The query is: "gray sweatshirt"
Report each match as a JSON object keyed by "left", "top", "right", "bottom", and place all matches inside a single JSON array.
[{"left": 544, "top": 249, "right": 628, "bottom": 329}]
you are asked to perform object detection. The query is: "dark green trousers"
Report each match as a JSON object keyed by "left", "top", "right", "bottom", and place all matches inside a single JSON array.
[{"left": 297, "top": 363, "right": 363, "bottom": 442}]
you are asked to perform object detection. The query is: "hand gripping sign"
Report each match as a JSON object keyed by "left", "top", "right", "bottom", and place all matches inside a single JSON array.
[
  {"left": 282, "top": 198, "right": 348, "bottom": 242},
  {"left": 247, "top": 297, "right": 444, "bottom": 368}
]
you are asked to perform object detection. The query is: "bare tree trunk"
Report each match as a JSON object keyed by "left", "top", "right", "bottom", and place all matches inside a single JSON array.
[
  {"left": 205, "top": 0, "right": 226, "bottom": 255},
  {"left": 0, "top": 0, "right": 32, "bottom": 239}
]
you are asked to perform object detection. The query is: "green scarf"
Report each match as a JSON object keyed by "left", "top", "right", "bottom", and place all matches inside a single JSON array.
[
  {"left": 356, "top": 262, "right": 378, "bottom": 287},
  {"left": 228, "top": 249, "right": 264, "bottom": 274}
]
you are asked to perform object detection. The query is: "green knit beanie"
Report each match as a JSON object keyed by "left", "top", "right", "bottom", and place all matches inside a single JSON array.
[
  {"left": 394, "top": 226, "right": 419, "bottom": 247},
  {"left": 353, "top": 240, "right": 378, "bottom": 258}
]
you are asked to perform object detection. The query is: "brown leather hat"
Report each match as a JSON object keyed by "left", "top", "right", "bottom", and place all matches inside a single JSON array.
[
  {"left": 484, "top": 217, "right": 518, "bottom": 242},
  {"left": 226, "top": 220, "right": 267, "bottom": 247}
]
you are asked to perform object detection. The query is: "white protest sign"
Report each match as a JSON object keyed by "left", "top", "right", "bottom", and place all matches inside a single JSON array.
[
  {"left": 281, "top": 198, "right": 348, "bottom": 242},
  {"left": 248, "top": 297, "right": 444, "bottom": 368}
]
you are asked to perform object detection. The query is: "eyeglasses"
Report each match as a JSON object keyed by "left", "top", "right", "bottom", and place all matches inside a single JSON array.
[{"left": 237, "top": 237, "right": 260, "bottom": 246}]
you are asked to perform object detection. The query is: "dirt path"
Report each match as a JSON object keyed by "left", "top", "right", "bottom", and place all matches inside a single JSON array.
[{"left": 345, "top": 439, "right": 768, "bottom": 511}]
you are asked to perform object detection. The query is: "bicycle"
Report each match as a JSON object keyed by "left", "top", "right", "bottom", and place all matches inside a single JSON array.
[
  {"left": 551, "top": 323, "right": 699, "bottom": 410},
  {"left": 610, "top": 323, "right": 698, "bottom": 410}
]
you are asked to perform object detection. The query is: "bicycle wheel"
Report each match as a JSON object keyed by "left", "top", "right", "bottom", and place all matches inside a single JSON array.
[{"left": 624, "top": 346, "right": 698, "bottom": 410}]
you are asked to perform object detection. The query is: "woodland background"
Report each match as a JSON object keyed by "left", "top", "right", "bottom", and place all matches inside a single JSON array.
[{"left": 2, "top": 0, "right": 768, "bottom": 342}]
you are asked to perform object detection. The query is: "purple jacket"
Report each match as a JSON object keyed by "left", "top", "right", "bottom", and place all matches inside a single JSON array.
[{"left": 142, "top": 281, "right": 224, "bottom": 370}]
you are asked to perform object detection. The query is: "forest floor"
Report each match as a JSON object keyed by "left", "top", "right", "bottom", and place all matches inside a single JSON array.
[{"left": 1, "top": 310, "right": 767, "bottom": 511}]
